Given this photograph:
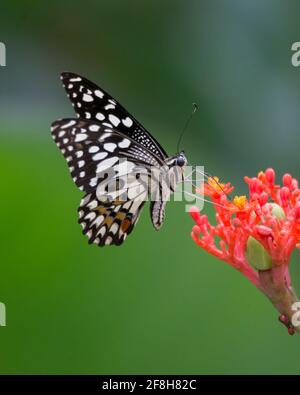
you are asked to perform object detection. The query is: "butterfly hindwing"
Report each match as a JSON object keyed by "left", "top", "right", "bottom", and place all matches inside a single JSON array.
[
  {"left": 79, "top": 192, "right": 146, "bottom": 246},
  {"left": 60, "top": 72, "right": 168, "bottom": 159}
]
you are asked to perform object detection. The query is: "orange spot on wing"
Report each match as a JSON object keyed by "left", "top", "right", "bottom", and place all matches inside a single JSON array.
[
  {"left": 116, "top": 212, "right": 127, "bottom": 221},
  {"left": 121, "top": 218, "right": 131, "bottom": 233}
]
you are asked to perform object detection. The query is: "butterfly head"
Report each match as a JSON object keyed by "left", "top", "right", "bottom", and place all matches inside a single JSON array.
[
  {"left": 176, "top": 151, "right": 188, "bottom": 167},
  {"left": 166, "top": 151, "right": 188, "bottom": 168}
]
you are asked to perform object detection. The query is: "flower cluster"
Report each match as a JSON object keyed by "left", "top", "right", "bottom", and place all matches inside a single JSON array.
[{"left": 190, "top": 168, "right": 300, "bottom": 335}]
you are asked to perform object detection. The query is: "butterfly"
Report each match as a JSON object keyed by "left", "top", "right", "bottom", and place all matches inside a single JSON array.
[{"left": 51, "top": 72, "right": 188, "bottom": 246}]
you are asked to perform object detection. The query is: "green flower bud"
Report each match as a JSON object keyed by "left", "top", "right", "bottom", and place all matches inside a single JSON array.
[
  {"left": 246, "top": 204, "right": 285, "bottom": 271},
  {"left": 246, "top": 236, "right": 273, "bottom": 271},
  {"left": 269, "top": 203, "right": 285, "bottom": 221}
]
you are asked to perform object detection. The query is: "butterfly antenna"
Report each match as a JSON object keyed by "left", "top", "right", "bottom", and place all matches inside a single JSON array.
[
  {"left": 182, "top": 189, "right": 230, "bottom": 210},
  {"left": 176, "top": 102, "right": 198, "bottom": 153},
  {"left": 203, "top": 170, "right": 228, "bottom": 197}
]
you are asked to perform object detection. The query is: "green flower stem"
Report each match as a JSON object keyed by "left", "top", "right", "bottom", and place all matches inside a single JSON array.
[{"left": 258, "top": 266, "right": 300, "bottom": 334}]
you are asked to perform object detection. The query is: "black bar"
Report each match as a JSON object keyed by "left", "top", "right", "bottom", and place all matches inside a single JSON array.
[{"left": 0, "top": 375, "right": 297, "bottom": 393}]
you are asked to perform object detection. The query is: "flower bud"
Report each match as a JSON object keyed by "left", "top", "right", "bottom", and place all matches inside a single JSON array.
[
  {"left": 246, "top": 236, "right": 273, "bottom": 271},
  {"left": 269, "top": 203, "right": 286, "bottom": 221}
]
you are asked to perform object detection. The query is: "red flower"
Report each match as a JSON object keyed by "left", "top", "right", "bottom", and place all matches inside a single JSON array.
[{"left": 190, "top": 168, "right": 300, "bottom": 335}]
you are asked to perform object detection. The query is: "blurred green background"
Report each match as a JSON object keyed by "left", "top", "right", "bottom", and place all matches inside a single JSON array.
[{"left": 1, "top": 0, "right": 300, "bottom": 374}]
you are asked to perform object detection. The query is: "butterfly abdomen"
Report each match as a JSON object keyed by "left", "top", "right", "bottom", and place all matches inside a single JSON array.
[{"left": 150, "top": 200, "right": 167, "bottom": 230}]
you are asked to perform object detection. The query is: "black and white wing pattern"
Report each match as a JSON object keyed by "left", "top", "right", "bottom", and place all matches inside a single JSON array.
[
  {"left": 60, "top": 72, "right": 167, "bottom": 159},
  {"left": 51, "top": 117, "right": 155, "bottom": 246},
  {"left": 51, "top": 72, "right": 187, "bottom": 247},
  {"left": 51, "top": 118, "right": 161, "bottom": 194},
  {"left": 78, "top": 192, "right": 146, "bottom": 246}
]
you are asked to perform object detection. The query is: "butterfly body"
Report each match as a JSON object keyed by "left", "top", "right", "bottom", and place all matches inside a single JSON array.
[{"left": 51, "top": 72, "right": 187, "bottom": 246}]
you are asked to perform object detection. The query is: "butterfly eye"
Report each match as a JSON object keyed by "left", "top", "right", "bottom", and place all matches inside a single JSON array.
[{"left": 176, "top": 156, "right": 186, "bottom": 167}]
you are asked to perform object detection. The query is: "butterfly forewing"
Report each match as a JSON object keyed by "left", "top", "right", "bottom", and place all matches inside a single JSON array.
[
  {"left": 60, "top": 72, "right": 168, "bottom": 160},
  {"left": 51, "top": 118, "right": 162, "bottom": 194}
]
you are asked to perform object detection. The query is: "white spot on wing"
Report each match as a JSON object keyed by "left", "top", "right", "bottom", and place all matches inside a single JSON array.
[
  {"left": 104, "top": 143, "right": 117, "bottom": 152},
  {"left": 89, "top": 146, "right": 99, "bottom": 153},
  {"left": 85, "top": 212, "right": 96, "bottom": 221},
  {"left": 102, "top": 122, "right": 112, "bottom": 128},
  {"left": 75, "top": 133, "right": 87, "bottom": 142},
  {"left": 110, "top": 223, "right": 119, "bottom": 235},
  {"left": 99, "top": 226, "right": 106, "bottom": 237},
  {"left": 87, "top": 200, "right": 98, "bottom": 209},
  {"left": 95, "top": 90, "right": 104, "bottom": 98},
  {"left": 93, "top": 215, "right": 104, "bottom": 228},
  {"left": 118, "top": 139, "right": 131, "bottom": 148},
  {"left": 81, "top": 193, "right": 92, "bottom": 205},
  {"left": 83, "top": 94, "right": 93, "bottom": 102},
  {"left": 99, "top": 132, "right": 112, "bottom": 141},
  {"left": 93, "top": 152, "right": 108, "bottom": 161},
  {"left": 122, "top": 202, "right": 132, "bottom": 210},
  {"left": 109, "top": 114, "right": 120, "bottom": 127},
  {"left": 61, "top": 120, "right": 76, "bottom": 129},
  {"left": 96, "top": 157, "right": 118, "bottom": 172},
  {"left": 96, "top": 113, "right": 105, "bottom": 121},
  {"left": 105, "top": 236, "right": 113, "bottom": 245},
  {"left": 90, "top": 177, "right": 98, "bottom": 187},
  {"left": 122, "top": 117, "right": 133, "bottom": 127},
  {"left": 89, "top": 125, "right": 100, "bottom": 132},
  {"left": 105, "top": 104, "right": 115, "bottom": 110}
]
